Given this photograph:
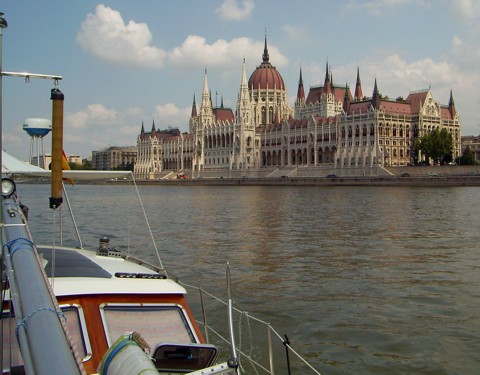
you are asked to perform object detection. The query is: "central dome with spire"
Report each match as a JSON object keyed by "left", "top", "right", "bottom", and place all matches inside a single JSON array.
[{"left": 248, "top": 37, "right": 285, "bottom": 91}]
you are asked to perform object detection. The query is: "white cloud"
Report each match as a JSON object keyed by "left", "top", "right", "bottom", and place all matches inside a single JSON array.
[
  {"left": 305, "top": 53, "right": 457, "bottom": 102},
  {"left": 77, "top": 4, "right": 167, "bottom": 68},
  {"left": 216, "top": 0, "right": 255, "bottom": 21},
  {"left": 451, "top": 35, "right": 480, "bottom": 72},
  {"left": 67, "top": 104, "right": 118, "bottom": 130},
  {"left": 77, "top": 5, "right": 287, "bottom": 73},
  {"left": 451, "top": 0, "right": 480, "bottom": 20},
  {"left": 169, "top": 35, "right": 288, "bottom": 70},
  {"left": 63, "top": 103, "right": 142, "bottom": 153},
  {"left": 154, "top": 103, "right": 191, "bottom": 130}
]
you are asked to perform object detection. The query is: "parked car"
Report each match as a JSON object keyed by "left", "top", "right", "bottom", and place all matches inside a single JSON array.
[
  {"left": 326, "top": 174, "right": 338, "bottom": 178},
  {"left": 400, "top": 173, "right": 410, "bottom": 177}
]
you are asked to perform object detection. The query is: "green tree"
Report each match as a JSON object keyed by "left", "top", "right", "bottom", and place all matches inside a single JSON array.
[
  {"left": 82, "top": 160, "right": 92, "bottom": 170},
  {"left": 415, "top": 128, "right": 453, "bottom": 165},
  {"left": 458, "top": 145, "right": 477, "bottom": 165}
]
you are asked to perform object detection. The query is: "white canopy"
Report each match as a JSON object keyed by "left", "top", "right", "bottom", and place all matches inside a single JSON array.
[
  {"left": 2, "top": 150, "right": 132, "bottom": 180},
  {"left": 2, "top": 150, "right": 47, "bottom": 174}
]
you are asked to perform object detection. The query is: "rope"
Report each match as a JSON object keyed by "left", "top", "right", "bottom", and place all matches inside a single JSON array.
[
  {"left": 3, "top": 207, "right": 87, "bottom": 374},
  {"left": 2, "top": 237, "right": 35, "bottom": 255},
  {"left": 15, "top": 307, "right": 65, "bottom": 341}
]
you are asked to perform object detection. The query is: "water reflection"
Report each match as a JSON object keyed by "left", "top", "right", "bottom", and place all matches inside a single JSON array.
[{"left": 16, "top": 183, "right": 480, "bottom": 374}]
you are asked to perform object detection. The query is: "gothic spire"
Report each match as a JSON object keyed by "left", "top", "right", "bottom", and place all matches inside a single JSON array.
[
  {"left": 343, "top": 83, "right": 351, "bottom": 113},
  {"left": 200, "top": 68, "right": 214, "bottom": 121},
  {"left": 202, "top": 69, "right": 209, "bottom": 97},
  {"left": 324, "top": 61, "right": 331, "bottom": 95},
  {"left": 354, "top": 66, "right": 363, "bottom": 100},
  {"left": 297, "top": 67, "right": 305, "bottom": 100},
  {"left": 241, "top": 58, "right": 248, "bottom": 88},
  {"left": 151, "top": 119, "right": 156, "bottom": 133},
  {"left": 191, "top": 93, "right": 197, "bottom": 117},
  {"left": 449, "top": 89, "right": 457, "bottom": 117},
  {"left": 371, "top": 78, "right": 381, "bottom": 109},
  {"left": 262, "top": 32, "right": 270, "bottom": 63},
  {"left": 140, "top": 121, "right": 145, "bottom": 135}
]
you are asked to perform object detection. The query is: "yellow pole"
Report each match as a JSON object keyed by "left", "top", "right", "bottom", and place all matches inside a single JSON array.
[{"left": 50, "top": 88, "right": 64, "bottom": 209}]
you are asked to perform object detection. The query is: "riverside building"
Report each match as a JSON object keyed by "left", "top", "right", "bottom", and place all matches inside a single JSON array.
[{"left": 134, "top": 38, "right": 461, "bottom": 180}]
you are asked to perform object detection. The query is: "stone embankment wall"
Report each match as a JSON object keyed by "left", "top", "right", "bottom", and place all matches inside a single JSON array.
[{"left": 386, "top": 165, "right": 480, "bottom": 177}]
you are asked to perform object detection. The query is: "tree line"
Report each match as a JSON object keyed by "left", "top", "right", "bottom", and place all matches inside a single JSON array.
[{"left": 414, "top": 128, "right": 477, "bottom": 165}]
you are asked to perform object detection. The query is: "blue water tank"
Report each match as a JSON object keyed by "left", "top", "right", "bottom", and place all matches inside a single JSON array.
[{"left": 23, "top": 118, "right": 52, "bottom": 136}]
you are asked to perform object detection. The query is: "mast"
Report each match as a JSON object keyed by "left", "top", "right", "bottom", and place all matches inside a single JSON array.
[
  {"left": 50, "top": 87, "right": 64, "bottom": 209},
  {"left": 0, "top": 12, "right": 83, "bottom": 374}
]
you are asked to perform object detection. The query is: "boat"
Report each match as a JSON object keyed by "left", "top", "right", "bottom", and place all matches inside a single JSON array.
[{"left": 0, "top": 12, "right": 322, "bottom": 375}]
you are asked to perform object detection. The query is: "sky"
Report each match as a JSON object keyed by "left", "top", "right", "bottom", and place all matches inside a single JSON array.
[{"left": 1, "top": 0, "right": 480, "bottom": 161}]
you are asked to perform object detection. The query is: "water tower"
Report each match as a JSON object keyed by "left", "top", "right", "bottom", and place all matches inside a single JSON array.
[{"left": 23, "top": 118, "right": 52, "bottom": 168}]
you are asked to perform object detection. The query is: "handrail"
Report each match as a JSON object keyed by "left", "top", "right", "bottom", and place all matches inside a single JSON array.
[{"left": 179, "top": 281, "right": 322, "bottom": 375}]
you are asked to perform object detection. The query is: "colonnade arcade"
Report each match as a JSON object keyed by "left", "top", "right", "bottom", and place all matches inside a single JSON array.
[{"left": 262, "top": 146, "right": 337, "bottom": 167}]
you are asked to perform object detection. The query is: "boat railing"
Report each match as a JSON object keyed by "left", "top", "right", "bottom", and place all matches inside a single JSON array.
[{"left": 180, "top": 282, "right": 322, "bottom": 375}]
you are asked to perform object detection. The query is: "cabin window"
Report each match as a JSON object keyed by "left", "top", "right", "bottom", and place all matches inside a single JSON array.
[
  {"left": 61, "top": 305, "right": 91, "bottom": 361},
  {"left": 100, "top": 303, "right": 197, "bottom": 348},
  {"left": 2, "top": 305, "right": 90, "bottom": 371}
]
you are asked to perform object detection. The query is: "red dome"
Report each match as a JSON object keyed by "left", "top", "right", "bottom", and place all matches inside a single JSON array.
[{"left": 248, "top": 39, "right": 285, "bottom": 91}]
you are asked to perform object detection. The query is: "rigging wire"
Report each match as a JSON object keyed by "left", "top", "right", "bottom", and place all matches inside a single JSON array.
[{"left": 130, "top": 173, "right": 166, "bottom": 274}]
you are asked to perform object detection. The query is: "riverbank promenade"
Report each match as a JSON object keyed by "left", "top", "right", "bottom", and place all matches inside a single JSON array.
[{"left": 132, "top": 165, "right": 480, "bottom": 187}]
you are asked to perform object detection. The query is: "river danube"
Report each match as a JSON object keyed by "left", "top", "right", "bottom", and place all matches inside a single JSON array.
[{"left": 16, "top": 183, "right": 480, "bottom": 374}]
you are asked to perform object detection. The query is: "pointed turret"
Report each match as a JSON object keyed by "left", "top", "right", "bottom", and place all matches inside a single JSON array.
[
  {"left": 201, "top": 69, "right": 210, "bottom": 107},
  {"left": 151, "top": 119, "right": 156, "bottom": 132},
  {"left": 238, "top": 58, "right": 250, "bottom": 105},
  {"left": 448, "top": 89, "right": 457, "bottom": 118},
  {"left": 237, "top": 58, "right": 253, "bottom": 126},
  {"left": 200, "top": 69, "right": 214, "bottom": 124},
  {"left": 371, "top": 78, "right": 381, "bottom": 109},
  {"left": 354, "top": 67, "right": 363, "bottom": 101},
  {"left": 262, "top": 33, "right": 270, "bottom": 63},
  {"left": 191, "top": 94, "right": 197, "bottom": 117},
  {"left": 343, "top": 83, "right": 351, "bottom": 113},
  {"left": 324, "top": 61, "right": 331, "bottom": 95},
  {"left": 140, "top": 121, "right": 145, "bottom": 135},
  {"left": 296, "top": 67, "right": 305, "bottom": 101}
]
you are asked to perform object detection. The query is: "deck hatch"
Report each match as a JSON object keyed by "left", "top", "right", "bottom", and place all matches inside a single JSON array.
[{"left": 38, "top": 248, "right": 112, "bottom": 278}]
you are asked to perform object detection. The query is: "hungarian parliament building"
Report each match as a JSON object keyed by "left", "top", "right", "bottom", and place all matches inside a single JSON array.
[{"left": 134, "top": 38, "right": 461, "bottom": 179}]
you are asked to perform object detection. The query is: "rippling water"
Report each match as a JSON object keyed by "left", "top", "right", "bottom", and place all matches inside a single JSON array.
[{"left": 16, "top": 183, "right": 480, "bottom": 374}]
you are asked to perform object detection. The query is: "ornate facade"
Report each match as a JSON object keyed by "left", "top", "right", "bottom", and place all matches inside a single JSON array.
[{"left": 134, "top": 39, "right": 461, "bottom": 180}]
